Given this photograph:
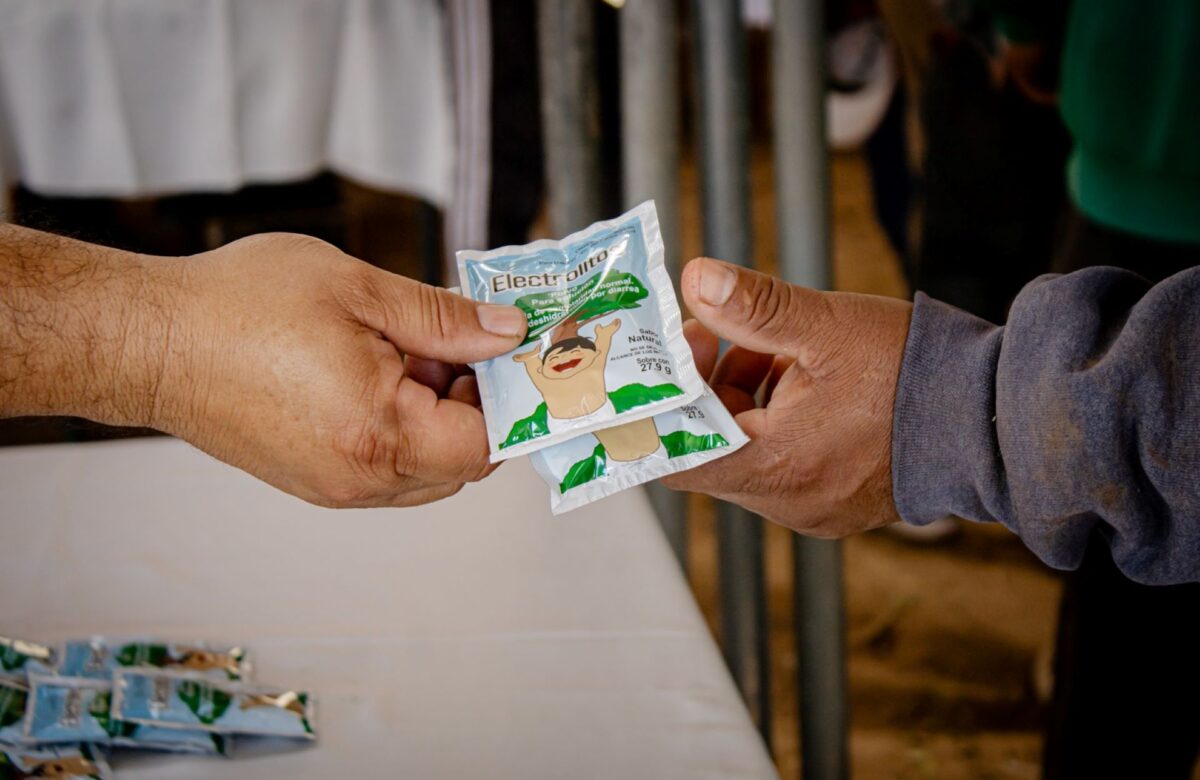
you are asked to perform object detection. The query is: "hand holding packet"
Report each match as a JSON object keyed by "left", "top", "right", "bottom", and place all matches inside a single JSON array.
[{"left": 455, "top": 202, "right": 749, "bottom": 513}]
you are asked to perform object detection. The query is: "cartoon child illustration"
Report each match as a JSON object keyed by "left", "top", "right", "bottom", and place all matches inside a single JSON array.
[
  {"left": 514, "top": 317, "right": 623, "bottom": 427},
  {"left": 594, "top": 416, "right": 662, "bottom": 463},
  {"left": 172, "top": 648, "right": 240, "bottom": 677},
  {"left": 515, "top": 315, "right": 662, "bottom": 462}
]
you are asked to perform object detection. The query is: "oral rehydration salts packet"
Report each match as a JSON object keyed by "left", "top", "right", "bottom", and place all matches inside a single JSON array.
[
  {"left": 6, "top": 675, "right": 228, "bottom": 755},
  {"left": 457, "top": 201, "right": 705, "bottom": 462},
  {"left": 529, "top": 387, "right": 748, "bottom": 514},
  {"left": 52, "top": 638, "right": 248, "bottom": 681},
  {"left": 0, "top": 743, "right": 111, "bottom": 780},
  {"left": 23, "top": 677, "right": 112, "bottom": 744},
  {"left": 113, "top": 669, "right": 315, "bottom": 740}
]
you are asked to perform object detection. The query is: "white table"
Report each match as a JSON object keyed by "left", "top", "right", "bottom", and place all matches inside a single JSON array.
[{"left": 0, "top": 439, "right": 777, "bottom": 779}]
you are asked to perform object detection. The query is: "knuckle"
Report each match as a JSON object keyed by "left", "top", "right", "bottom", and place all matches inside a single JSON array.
[
  {"left": 418, "top": 284, "right": 460, "bottom": 342},
  {"left": 331, "top": 405, "right": 404, "bottom": 491},
  {"left": 392, "top": 429, "right": 422, "bottom": 477},
  {"left": 744, "top": 275, "right": 797, "bottom": 335},
  {"left": 332, "top": 262, "right": 387, "bottom": 321},
  {"left": 338, "top": 423, "right": 399, "bottom": 476}
]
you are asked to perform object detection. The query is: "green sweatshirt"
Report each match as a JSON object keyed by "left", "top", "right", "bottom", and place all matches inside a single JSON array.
[{"left": 994, "top": 1, "right": 1200, "bottom": 244}]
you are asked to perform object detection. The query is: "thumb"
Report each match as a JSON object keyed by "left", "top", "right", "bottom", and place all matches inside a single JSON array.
[
  {"left": 681, "top": 257, "right": 830, "bottom": 358},
  {"left": 360, "top": 268, "right": 528, "bottom": 363}
]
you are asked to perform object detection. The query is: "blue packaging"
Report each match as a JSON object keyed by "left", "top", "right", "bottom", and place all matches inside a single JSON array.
[
  {"left": 113, "top": 669, "right": 314, "bottom": 740},
  {"left": 23, "top": 677, "right": 112, "bottom": 744},
  {"left": 55, "top": 638, "right": 248, "bottom": 681}
]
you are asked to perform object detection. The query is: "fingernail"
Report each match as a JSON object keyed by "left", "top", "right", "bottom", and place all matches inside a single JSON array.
[
  {"left": 477, "top": 304, "right": 526, "bottom": 337},
  {"left": 698, "top": 260, "right": 737, "bottom": 306}
]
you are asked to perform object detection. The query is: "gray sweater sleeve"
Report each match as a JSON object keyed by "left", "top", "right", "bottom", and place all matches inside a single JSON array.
[{"left": 892, "top": 266, "right": 1200, "bottom": 585}]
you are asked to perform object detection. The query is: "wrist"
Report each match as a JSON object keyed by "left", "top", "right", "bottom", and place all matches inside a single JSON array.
[
  {"left": 62, "top": 251, "right": 192, "bottom": 431},
  {"left": 111, "top": 254, "right": 196, "bottom": 432},
  {"left": 0, "top": 226, "right": 193, "bottom": 430}
]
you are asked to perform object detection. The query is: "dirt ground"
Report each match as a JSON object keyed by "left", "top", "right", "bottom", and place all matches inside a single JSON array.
[{"left": 679, "top": 148, "right": 1065, "bottom": 779}]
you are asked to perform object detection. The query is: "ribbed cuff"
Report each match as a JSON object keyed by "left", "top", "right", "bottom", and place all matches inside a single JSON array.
[{"left": 891, "top": 293, "right": 1007, "bottom": 526}]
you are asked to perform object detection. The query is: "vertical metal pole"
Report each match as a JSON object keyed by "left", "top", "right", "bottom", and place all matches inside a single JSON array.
[
  {"left": 444, "top": 0, "right": 492, "bottom": 282},
  {"left": 619, "top": 0, "right": 687, "bottom": 571},
  {"left": 794, "top": 540, "right": 847, "bottom": 780},
  {"left": 619, "top": 0, "right": 681, "bottom": 278},
  {"left": 773, "top": 0, "right": 848, "bottom": 778},
  {"left": 693, "top": 0, "right": 771, "bottom": 747},
  {"left": 538, "top": 0, "right": 603, "bottom": 235}
]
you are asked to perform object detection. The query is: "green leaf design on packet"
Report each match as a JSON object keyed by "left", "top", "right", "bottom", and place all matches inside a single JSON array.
[
  {"left": 115, "top": 642, "right": 169, "bottom": 668},
  {"left": 178, "top": 680, "right": 232, "bottom": 725},
  {"left": 661, "top": 431, "right": 729, "bottom": 459},
  {"left": 110, "top": 719, "right": 139, "bottom": 738},
  {"left": 609, "top": 382, "right": 684, "bottom": 414},
  {"left": 0, "top": 685, "right": 26, "bottom": 728},
  {"left": 297, "top": 692, "right": 314, "bottom": 736},
  {"left": 0, "top": 645, "right": 27, "bottom": 673},
  {"left": 501, "top": 403, "right": 550, "bottom": 449},
  {"left": 559, "top": 431, "right": 730, "bottom": 493},
  {"left": 514, "top": 270, "right": 649, "bottom": 347},
  {"left": 88, "top": 689, "right": 112, "bottom": 733},
  {"left": 559, "top": 444, "right": 609, "bottom": 492},
  {"left": 501, "top": 382, "right": 684, "bottom": 449}
]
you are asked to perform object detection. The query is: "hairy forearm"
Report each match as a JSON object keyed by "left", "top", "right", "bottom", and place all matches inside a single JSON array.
[{"left": 0, "top": 225, "right": 186, "bottom": 428}]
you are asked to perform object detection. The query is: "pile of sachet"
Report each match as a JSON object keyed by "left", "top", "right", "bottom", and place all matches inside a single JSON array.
[
  {"left": 2, "top": 635, "right": 314, "bottom": 779},
  {"left": 456, "top": 201, "right": 748, "bottom": 513}
]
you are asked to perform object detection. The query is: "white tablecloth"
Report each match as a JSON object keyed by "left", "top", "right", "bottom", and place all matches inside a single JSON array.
[
  {"left": 0, "top": 439, "right": 777, "bottom": 779},
  {"left": 0, "top": 0, "right": 453, "bottom": 203}
]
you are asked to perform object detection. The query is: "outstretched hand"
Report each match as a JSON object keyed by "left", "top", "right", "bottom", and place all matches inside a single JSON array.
[
  {"left": 594, "top": 318, "right": 622, "bottom": 339},
  {"left": 663, "top": 258, "right": 912, "bottom": 537},
  {"left": 163, "top": 234, "right": 529, "bottom": 508}
]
